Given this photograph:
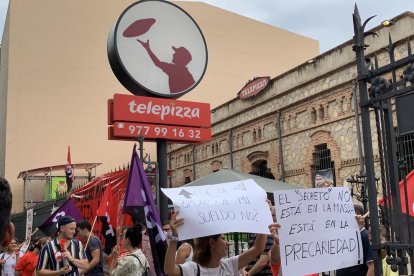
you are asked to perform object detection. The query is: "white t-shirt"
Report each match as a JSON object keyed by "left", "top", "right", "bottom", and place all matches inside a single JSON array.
[
  {"left": 0, "top": 252, "right": 23, "bottom": 276},
  {"left": 180, "top": 256, "right": 239, "bottom": 276}
]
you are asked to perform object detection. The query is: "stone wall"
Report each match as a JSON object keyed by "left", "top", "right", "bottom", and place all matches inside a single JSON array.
[{"left": 168, "top": 14, "right": 414, "bottom": 190}]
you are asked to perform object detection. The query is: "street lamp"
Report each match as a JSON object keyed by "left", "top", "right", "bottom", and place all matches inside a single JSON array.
[{"left": 347, "top": 173, "right": 379, "bottom": 214}]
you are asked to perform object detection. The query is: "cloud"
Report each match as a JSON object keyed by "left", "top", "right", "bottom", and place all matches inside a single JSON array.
[{"left": 181, "top": 0, "right": 413, "bottom": 52}]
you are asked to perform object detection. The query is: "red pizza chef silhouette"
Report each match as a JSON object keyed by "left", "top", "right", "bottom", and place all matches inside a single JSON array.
[{"left": 123, "top": 18, "right": 195, "bottom": 94}]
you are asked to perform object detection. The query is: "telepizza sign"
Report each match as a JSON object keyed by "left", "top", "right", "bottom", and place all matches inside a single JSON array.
[
  {"left": 107, "top": 1, "right": 211, "bottom": 143},
  {"left": 111, "top": 94, "right": 210, "bottom": 128},
  {"left": 238, "top": 77, "right": 271, "bottom": 99},
  {"left": 108, "top": 94, "right": 211, "bottom": 143},
  {"left": 107, "top": 0, "right": 208, "bottom": 99}
]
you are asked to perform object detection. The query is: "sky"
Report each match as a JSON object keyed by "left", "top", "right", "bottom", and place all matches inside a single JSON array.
[{"left": 0, "top": 0, "right": 413, "bottom": 53}]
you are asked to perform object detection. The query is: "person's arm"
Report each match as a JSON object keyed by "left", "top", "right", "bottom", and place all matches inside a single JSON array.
[
  {"left": 245, "top": 254, "right": 269, "bottom": 275},
  {"left": 137, "top": 39, "right": 162, "bottom": 68},
  {"left": 238, "top": 233, "right": 267, "bottom": 270},
  {"left": 268, "top": 223, "right": 281, "bottom": 265},
  {"left": 366, "top": 261, "right": 374, "bottom": 276},
  {"left": 37, "top": 267, "right": 73, "bottom": 276},
  {"left": 164, "top": 212, "right": 184, "bottom": 276},
  {"left": 78, "top": 248, "right": 100, "bottom": 274},
  {"left": 62, "top": 251, "right": 88, "bottom": 270},
  {"left": 175, "top": 243, "right": 191, "bottom": 265},
  {"left": 109, "top": 245, "right": 119, "bottom": 275}
]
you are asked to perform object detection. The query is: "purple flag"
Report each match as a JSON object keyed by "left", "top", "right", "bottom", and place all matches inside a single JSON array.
[
  {"left": 123, "top": 144, "right": 167, "bottom": 276},
  {"left": 39, "top": 198, "right": 83, "bottom": 236}
]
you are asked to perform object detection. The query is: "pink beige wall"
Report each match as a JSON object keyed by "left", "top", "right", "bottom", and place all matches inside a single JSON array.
[{"left": 0, "top": 0, "right": 318, "bottom": 213}]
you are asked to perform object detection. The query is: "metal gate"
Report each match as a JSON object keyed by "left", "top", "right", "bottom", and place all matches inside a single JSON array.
[{"left": 353, "top": 6, "right": 414, "bottom": 275}]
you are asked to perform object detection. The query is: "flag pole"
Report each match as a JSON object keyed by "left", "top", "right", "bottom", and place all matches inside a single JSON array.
[
  {"left": 85, "top": 216, "right": 97, "bottom": 249},
  {"left": 17, "top": 228, "right": 39, "bottom": 247}
]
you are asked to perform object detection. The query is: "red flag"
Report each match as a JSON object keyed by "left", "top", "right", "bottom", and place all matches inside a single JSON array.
[
  {"left": 65, "top": 146, "right": 74, "bottom": 191},
  {"left": 96, "top": 184, "right": 117, "bottom": 226},
  {"left": 400, "top": 169, "right": 414, "bottom": 217},
  {"left": 67, "top": 145, "right": 72, "bottom": 165},
  {"left": 97, "top": 184, "right": 117, "bottom": 254}
]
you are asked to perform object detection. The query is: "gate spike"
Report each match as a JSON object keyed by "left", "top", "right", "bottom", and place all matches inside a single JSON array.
[
  {"left": 407, "top": 39, "right": 412, "bottom": 56},
  {"left": 374, "top": 54, "right": 379, "bottom": 70}
]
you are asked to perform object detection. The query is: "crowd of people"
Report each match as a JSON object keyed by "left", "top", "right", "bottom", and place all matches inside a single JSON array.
[{"left": 0, "top": 176, "right": 398, "bottom": 275}]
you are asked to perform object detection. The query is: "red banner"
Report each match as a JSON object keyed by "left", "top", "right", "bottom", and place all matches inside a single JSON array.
[
  {"left": 112, "top": 94, "right": 211, "bottom": 128},
  {"left": 71, "top": 171, "right": 132, "bottom": 236}
]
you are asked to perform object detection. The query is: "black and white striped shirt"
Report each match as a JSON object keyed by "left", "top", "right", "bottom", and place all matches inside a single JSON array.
[{"left": 37, "top": 238, "right": 85, "bottom": 276}]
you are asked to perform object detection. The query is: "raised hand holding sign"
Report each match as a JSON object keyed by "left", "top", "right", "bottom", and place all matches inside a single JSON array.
[{"left": 161, "top": 179, "right": 273, "bottom": 240}]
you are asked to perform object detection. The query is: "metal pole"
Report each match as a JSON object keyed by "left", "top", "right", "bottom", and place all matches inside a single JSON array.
[
  {"left": 352, "top": 7, "right": 382, "bottom": 275},
  {"left": 137, "top": 135, "right": 144, "bottom": 160},
  {"left": 192, "top": 145, "right": 196, "bottom": 180},
  {"left": 353, "top": 84, "right": 364, "bottom": 174},
  {"left": 277, "top": 111, "right": 285, "bottom": 181},
  {"left": 229, "top": 129, "right": 234, "bottom": 169},
  {"left": 24, "top": 176, "right": 28, "bottom": 210},
  {"left": 383, "top": 103, "right": 408, "bottom": 275},
  {"left": 157, "top": 140, "right": 168, "bottom": 223}
]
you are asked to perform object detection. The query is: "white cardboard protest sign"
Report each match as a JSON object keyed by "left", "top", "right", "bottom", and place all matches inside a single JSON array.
[
  {"left": 161, "top": 179, "right": 272, "bottom": 240},
  {"left": 273, "top": 187, "right": 363, "bottom": 276}
]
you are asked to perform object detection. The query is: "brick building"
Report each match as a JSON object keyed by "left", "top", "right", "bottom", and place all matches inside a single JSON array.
[{"left": 168, "top": 12, "right": 414, "bottom": 189}]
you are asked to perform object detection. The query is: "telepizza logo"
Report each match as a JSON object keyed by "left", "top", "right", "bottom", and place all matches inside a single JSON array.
[{"left": 108, "top": 0, "right": 208, "bottom": 99}]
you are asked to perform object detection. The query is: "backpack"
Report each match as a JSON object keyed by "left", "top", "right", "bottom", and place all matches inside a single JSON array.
[{"left": 127, "top": 254, "right": 150, "bottom": 276}]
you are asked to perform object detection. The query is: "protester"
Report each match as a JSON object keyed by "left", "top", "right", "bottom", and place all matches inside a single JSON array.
[
  {"left": 0, "top": 177, "right": 14, "bottom": 251},
  {"left": 335, "top": 204, "right": 374, "bottom": 276},
  {"left": 109, "top": 225, "right": 150, "bottom": 275},
  {"left": 0, "top": 238, "right": 22, "bottom": 276},
  {"left": 164, "top": 208, "right": 275, "bottom": 276},
  {"left": 15, "top": 237, "right": 50, "bottom": 276},
  {"left": 243, "top": 200, "right": 276, "bottom": 276},
  {"left": 37, "top": 216, "right": 87, "bottom": 276},
  {"left": 243, "top": 232, "right": 273, "bottom": 275},
  {"left": 378, "top": 225, "right": 399, "bottom": 276},
  {"left": 175, "top": 239, "right": 195, "bottom": 264},
  {"left": 76, "top": 220, "right": 104, "bottom": 276}
]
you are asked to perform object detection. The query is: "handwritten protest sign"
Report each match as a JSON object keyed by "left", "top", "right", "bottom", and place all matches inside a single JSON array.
[
  {"left": 273, "top": 187, "right": 363, "bottom": 276},
  {"left": 161, "top": 179, "right": 272, "bottom": 240}
]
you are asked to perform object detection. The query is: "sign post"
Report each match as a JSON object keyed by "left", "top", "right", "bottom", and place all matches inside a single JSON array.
[{"left": 107, "top": 0, "right": 209, "bottom": 222}]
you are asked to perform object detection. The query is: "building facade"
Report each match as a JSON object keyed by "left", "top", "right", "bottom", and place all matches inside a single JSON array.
[
  {"left": 0, "top": 0, "right": 318, "bottom": 212},
  {"left": 168, "top": 12, "right": 414, "bottom": 190}
]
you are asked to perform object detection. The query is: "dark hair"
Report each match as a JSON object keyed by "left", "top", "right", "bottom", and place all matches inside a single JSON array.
[
  {"left": 125, "top": 224, "right": 143, "bottom": 248},
  {"left": 77, "top": 220, "right": 92, "bottom": 231},
  {"left": 184, "top": 239, "right": 195, "bottom": 248},
  {"left": 193, "top": 234, "right": 221, "bottom": 266},
  {"left": 0, "top": 178, "right": 12, "bottom": 242},
  {"left": 353, "top": 204, "right": 364, "bottom": 216}
]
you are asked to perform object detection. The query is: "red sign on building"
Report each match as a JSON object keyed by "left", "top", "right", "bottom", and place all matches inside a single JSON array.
[
  {"left": 112, "top": 94, "right": 211, "bottom": 128},
  {"left": 108, "top": 94, "right": 211, "bottom": 143},
  {"left": 238, "top": 77, "right": 271, "bottom": 99},
  {"left": 110, "top": 122, "right": 211, "bottom": 142}
]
